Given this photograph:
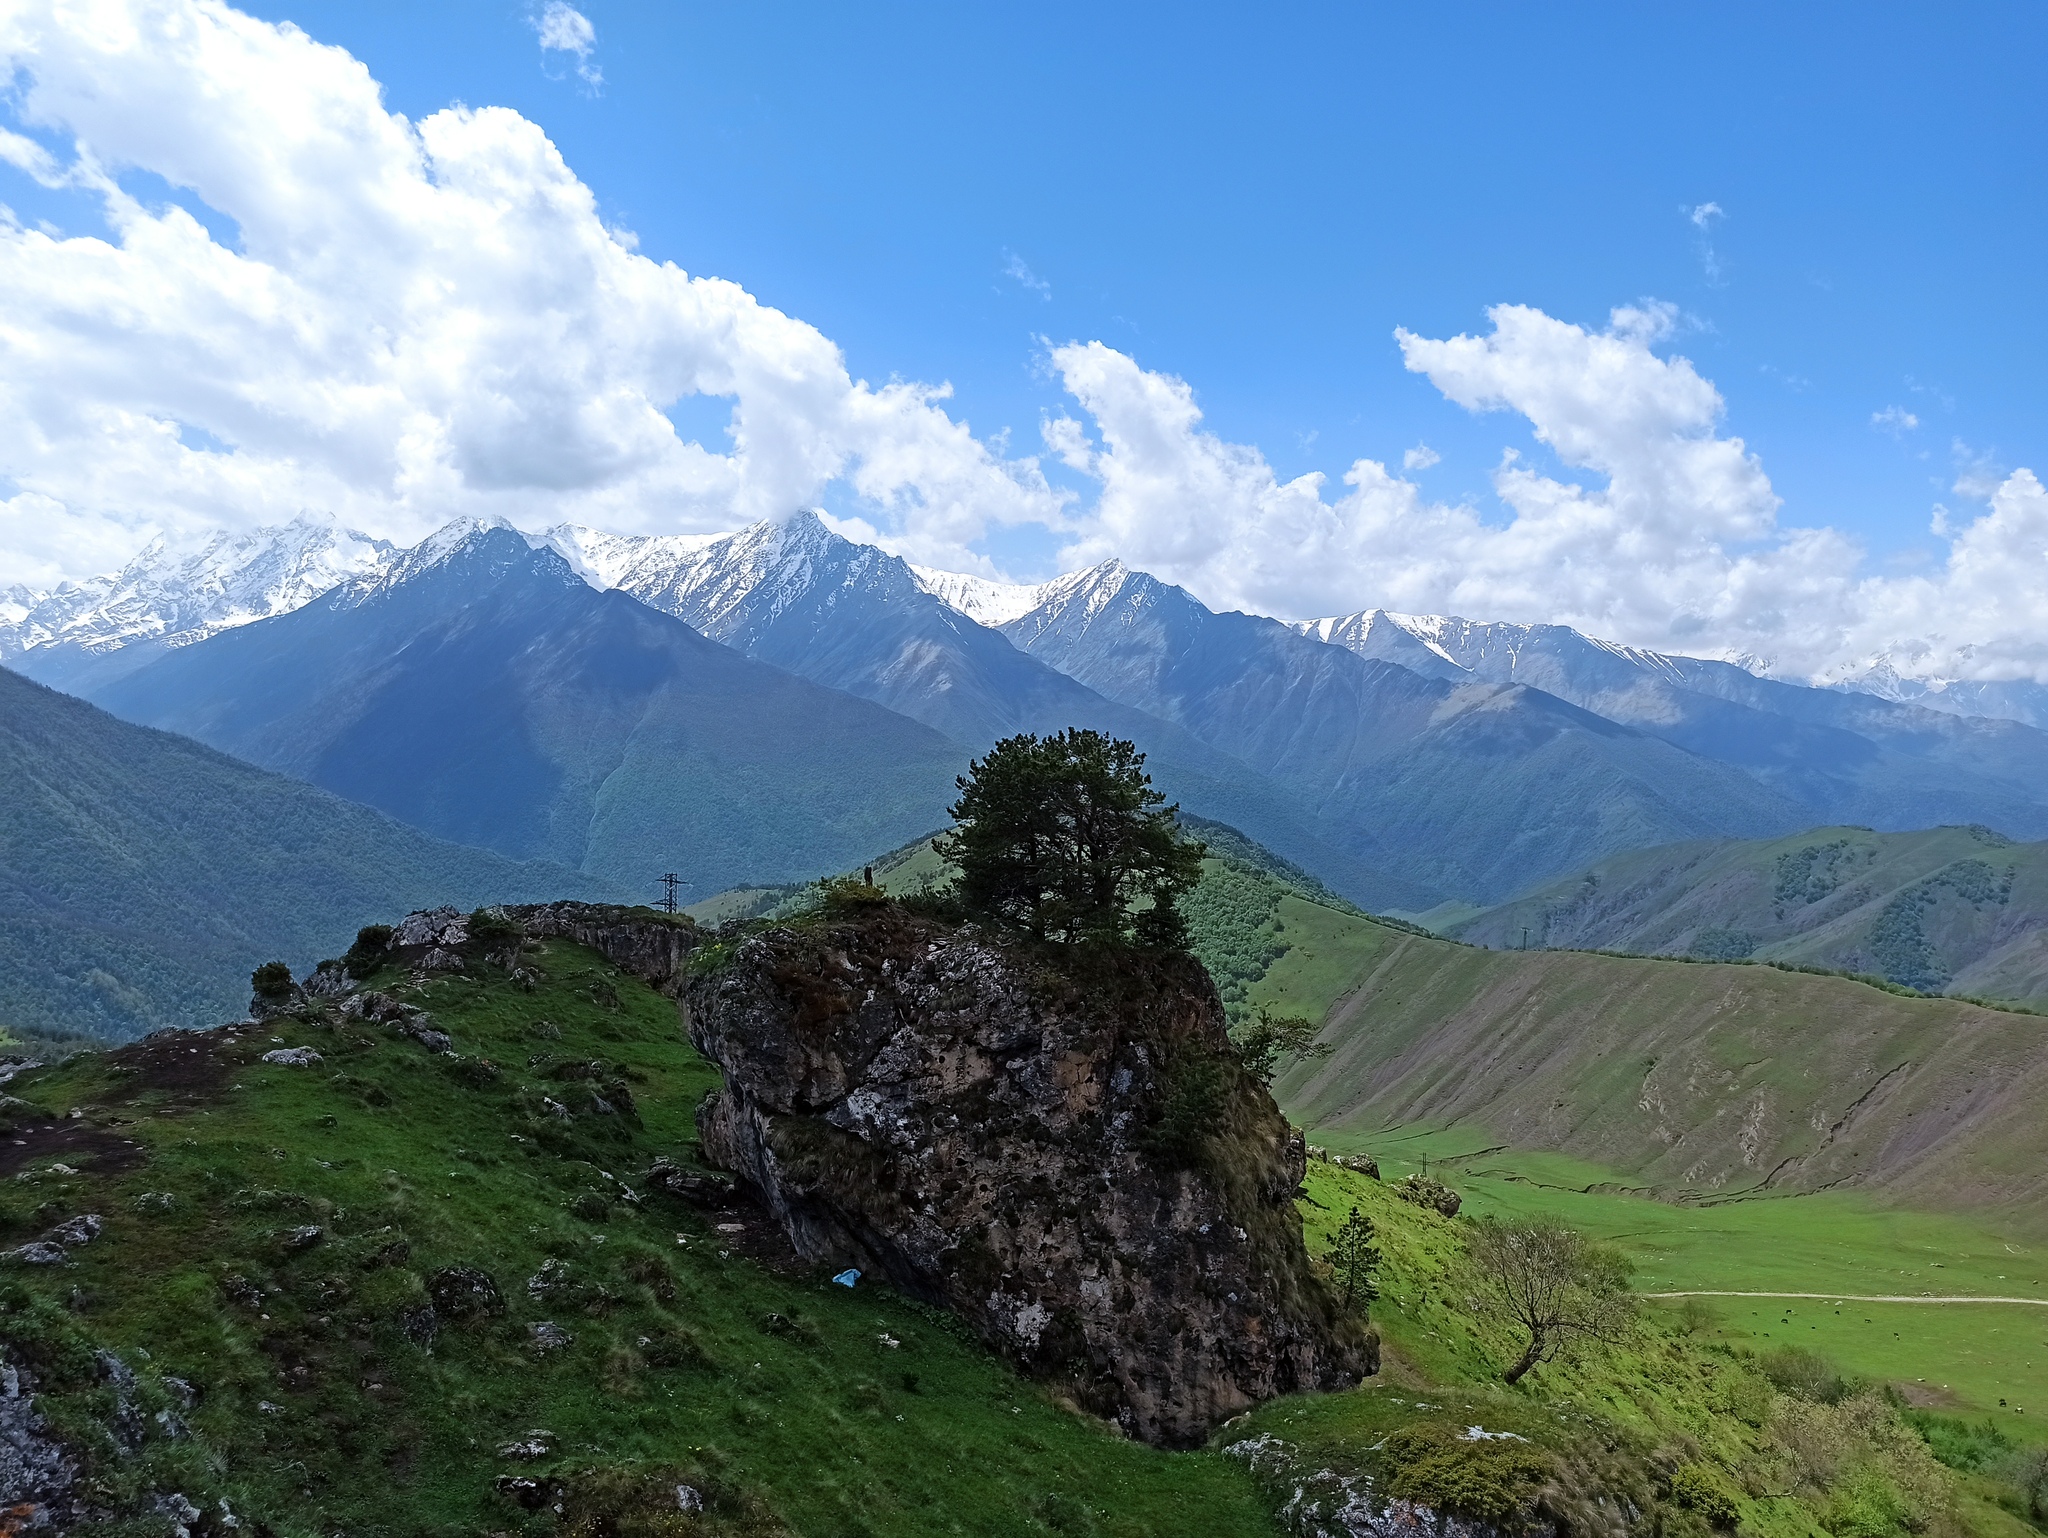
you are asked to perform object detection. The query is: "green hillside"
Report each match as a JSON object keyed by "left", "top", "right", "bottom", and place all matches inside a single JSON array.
[
  {"left": 0, "top": 667, "right": 615, "bottom": 1041},
  {"left": 1446, "top": 825, "right": 2048, "bottom": 1005},
  {"left": 0, "top": 912, "right": 2008, "bottom": 1537}
]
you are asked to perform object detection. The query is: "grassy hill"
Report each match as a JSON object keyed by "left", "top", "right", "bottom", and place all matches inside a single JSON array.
[
  {"left": 0, "top": 667, "right": 614, "bottom": 1041},
  {"left": 1445, "top": 825, "right": 2048, "bottom": 1005},
  {"left": 0, "top": 911, "right": 2017, "bottom": 1537}
]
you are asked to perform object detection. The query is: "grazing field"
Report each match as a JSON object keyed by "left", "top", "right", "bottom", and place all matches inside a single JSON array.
[{"left": 1299, "top": 1125, "right": 2048, "bottom": 1431}]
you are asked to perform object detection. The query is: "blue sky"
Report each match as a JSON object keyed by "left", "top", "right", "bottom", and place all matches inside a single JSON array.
[
  {"left": 237, "top": 0, "right": 2045, "bottom": 572},
  {"left": 2, "top": 0, "right": 2044, "bottom": 679}
]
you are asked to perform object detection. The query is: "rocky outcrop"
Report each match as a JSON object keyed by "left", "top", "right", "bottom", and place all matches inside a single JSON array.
[
  {"left": 681, "top": 904, "right": 1372, "bottom": 1446},
  {"left": 510, "top": 903, "right": 700, "bottom": 996}
]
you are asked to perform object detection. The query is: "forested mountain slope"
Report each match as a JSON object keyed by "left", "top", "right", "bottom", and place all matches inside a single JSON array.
[
  {"left": 88, "top": 528, "right": 968, "bottom": 900},
  {"left": 1449, "top": 824, "right": 2048, "bottom": 1004},
  {"left": 549, "top": 513, "right": 1434, "bottom": 911},
  {"left": 0, "top": 667, "right": 609, "bottom": 1039},
  {"left": 998, "top": 562, "right": 1805, "bottom": 903}
]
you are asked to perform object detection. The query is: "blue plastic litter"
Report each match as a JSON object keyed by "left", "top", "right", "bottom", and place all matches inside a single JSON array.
[{"left": 831, "top": 1269, "right": 861, "bottom": 1288}]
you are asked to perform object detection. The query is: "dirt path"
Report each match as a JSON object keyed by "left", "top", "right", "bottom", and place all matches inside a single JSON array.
[{"left": 1647, "top": 1290, "right": 2048, "bottom": 1306}]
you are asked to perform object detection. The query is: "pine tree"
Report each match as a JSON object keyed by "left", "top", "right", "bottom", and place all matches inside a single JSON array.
[
  {"left": 1326, "top": 1206, "right": 1382, "bottom": 1312},
  {"left": 935, "top": 729, "right": 1204, "bottom": 948}
]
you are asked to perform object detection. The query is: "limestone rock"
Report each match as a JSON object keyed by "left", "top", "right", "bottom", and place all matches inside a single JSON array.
[
  {"left": 260, "top": 1047, "right": 323, "bottom": 1067},
  {"left": 683, "top": 908, "right": 1372, "bottom": 1446}
]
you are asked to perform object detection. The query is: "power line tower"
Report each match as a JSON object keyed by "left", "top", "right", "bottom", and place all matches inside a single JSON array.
[{"left": 657, "top": 872, "right": 687, "bottom": 914}]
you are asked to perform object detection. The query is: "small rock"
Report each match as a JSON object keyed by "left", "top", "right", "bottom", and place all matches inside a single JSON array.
[
  {"left": 280, "top": 1224, "right": 325, "bottom": 1252},
  {"left": 494, "top": 1475, "right": 552, "bottom": 1510},
  {"left": 411, "top": 1029, "right": 454, "bottom": 1054},
  {"left": 427, "top": 1264, "right": 503, "bottom": 1318},
  {"left": 497, "top": 1430, "right": 555, "bottom": 1461},
  {"left": 152, "top": 1492, "right": 203, "bottom": 1538},
  {"left": 398, "top": 1304, "right": 438, "bottom": 1346},
  {"left": 527, "top": 1257, "right": 570, "bottom": 1299},
  {"left": 131, "top": 1191, "right": 175, "bottom": 1213},
  {"left": 257, "top": 1401, "right": 283, "bottom": 1415},
  {"left": 528, "top": 1321, "right": 574, "bottom": 1354},
  {"left": 163, "top": 1376, "right": 197, "bottom": 1408},
  {"left": 421, "top": 947, "right": 464, "bottom": 972},
  {"left": 260, "top": 1047, "right": 323, "bottom": 1067},
  {"left": 675, "top": 1485, "right": 704, "bottom": 1513},
  {"left": 6, "top": 1242, "right": 68, "bottom": 1266},
  {"left": 45, "top": 1213, "right": 102, "bottom": 1247}
]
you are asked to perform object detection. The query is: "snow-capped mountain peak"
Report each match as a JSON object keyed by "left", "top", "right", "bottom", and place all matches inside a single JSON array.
[
  {"left": 907, "top": 565, "right": 1048, "bottom": 627},
  {"left": 0, "top": 512, "right": 396, "bottom": 667}
]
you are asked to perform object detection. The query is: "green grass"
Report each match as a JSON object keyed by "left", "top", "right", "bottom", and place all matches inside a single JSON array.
[
  {"left": 0, "top": 936, "right": 1279, "bottom": 1537},
  {"left": 1292, "top": 1125, "right": 2048, "bottom": 1434}
]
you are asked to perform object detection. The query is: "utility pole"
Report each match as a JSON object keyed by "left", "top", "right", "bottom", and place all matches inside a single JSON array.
[
  {"left": 1520, "top": 926, "right": 1529, "bottom": 951},
  {"left": 657, "top": 872, "right": 687, "bottom": 914}
]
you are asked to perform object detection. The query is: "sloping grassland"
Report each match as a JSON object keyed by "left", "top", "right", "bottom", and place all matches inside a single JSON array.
[{"left": 1268, "top": 920, "right": 2048, "bottom": 1231}]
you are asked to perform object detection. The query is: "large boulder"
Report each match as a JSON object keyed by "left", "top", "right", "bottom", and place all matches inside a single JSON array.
[{"left": 682, "top": 904, "right": 1372, "bottom": 1446}]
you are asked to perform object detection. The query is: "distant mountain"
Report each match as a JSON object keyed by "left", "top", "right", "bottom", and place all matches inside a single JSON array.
[
  {"left": 1301, "top": 608, "right": 2048, "bottom": 839},
  {"left": 1445, "top": 823, "right": 2048, "bottom": 1004},
  {"left": 0, "top": 665, "right": 611, "bottom": 1041},
  {"left": 993, "top": 563, "right": 1807, "bottom": 903},
  {"left": 87, "top": 526, "right": 969, "bottom": 900},
  {"left": 3, "top": 514, "right": 395, "bottom": 694},
  {"left": 547, "top": 513, "right": 1434, "bottom": 911},
  {"left": 1823, "top": 658, "right": 2048, "bottom": 731}
]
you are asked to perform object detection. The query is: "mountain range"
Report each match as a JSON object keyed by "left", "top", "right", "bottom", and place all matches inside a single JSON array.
[
  {"left": 85, "top": 527, "right": 969, "bottom": 901},
  {"left": 0, "top": 666, "right": 614, "bottom": 1040},
  {"left": 15, "top": 510, "right": 2048, "bottom": 913}
]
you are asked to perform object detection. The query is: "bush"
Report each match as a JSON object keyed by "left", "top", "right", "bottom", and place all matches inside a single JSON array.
[
  {"left": 1760, "top": 1345, "right": 1853, "bottom": 1404},
  {"left": 1140, "top": 1052, "right": 1226, "bottom": 1167},
  {"left": 343, "top": 925, "right": 392, "bottom": 980},
  {"left": 1381, "top": 1424, "right": 1553, "bottom": 1524},
  {"left": 1669, "top": 1461, "right": 1742, "bottom": 1527},
  {"left": 250, "top": 960, "right": 296, "bottom": 1000}
]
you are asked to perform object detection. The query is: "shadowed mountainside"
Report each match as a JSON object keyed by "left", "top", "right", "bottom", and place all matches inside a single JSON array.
[
  {"left": 0, "top": 665, "right": 613, "bottom": 1040},
  {"left": 87, "top": 528, "right": 970, "bottom": 901}
]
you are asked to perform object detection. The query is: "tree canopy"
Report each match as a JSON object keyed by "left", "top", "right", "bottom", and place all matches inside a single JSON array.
[
  {"left": 1468, "top": 1216, "right": 1635, "bottom": 1384},
  {"left": 935, "top": 729, "right": 1205, "bottom": 949}
]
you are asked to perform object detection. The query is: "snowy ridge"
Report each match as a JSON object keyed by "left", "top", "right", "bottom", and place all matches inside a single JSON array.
[
  {"left": 907, "top": 565, "right": 1048, "bottom": 627},
  {"left": 12, "top": 512, "right": 2047, "bottom": 732},
  {"left": 0, "top": 514, "right": 395, "bottom": 662}
]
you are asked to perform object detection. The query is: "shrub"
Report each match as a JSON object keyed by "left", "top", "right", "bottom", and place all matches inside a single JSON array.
[
  {"left": 1669, "top": 1461, "right": 1742, "bottom": 1527},
  {"left": 250, "top": 961, "right": 296, "bottom": 1000},
  {"left": 1381, "top": 1424, "right": 1552, "bottom": 1524},
  {"left": 1139, "top": 1051, "right": 1226, "bottom": 1167},
  {"left": 1760, "top": 1345, "right": 1853, "bottom": 1404}
]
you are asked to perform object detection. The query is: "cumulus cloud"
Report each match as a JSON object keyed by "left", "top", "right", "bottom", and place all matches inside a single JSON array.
[
  {"left": 533, "top": 1, "right": 601, "bottom": 88},
  {"left": 2, "top": 0, "right": 2041, "bottom": 686},
  {"left": 0, "top": 0, "right": 1064, "bottom": 587},
  {"left": 1045, "top": 306, "right": 2048, "bottom": 684},
  {"left": 1872, "top": 405, "right": 1920, "bottom": 435}
]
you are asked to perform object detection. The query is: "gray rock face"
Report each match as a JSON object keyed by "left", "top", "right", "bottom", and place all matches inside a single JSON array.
[
  {"left": 683, "top": 907, "right": 1372, "bottom": 1446},
  {"left": 0, "top": 1362, "right": 78, "bottom": 1529},
  {"left": 511, "top": 902, "right": 700, "bottom": 996}
]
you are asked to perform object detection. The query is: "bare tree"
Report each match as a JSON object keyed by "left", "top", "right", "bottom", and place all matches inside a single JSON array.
[{"left": 1468, "top": 1217, "right": 1634, "bottom": 1384}]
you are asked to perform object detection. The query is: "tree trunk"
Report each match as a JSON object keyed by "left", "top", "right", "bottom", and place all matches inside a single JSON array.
[{"left": 1501, "top": 1332, "right": 1545, "bottom": 1384}]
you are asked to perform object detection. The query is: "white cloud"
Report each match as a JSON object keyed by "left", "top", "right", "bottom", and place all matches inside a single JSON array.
[
  {"left": 1045, "top": 306, "right": 2048, "bottom": 685},
  {"left": 1002, "top": 250, "right": 1050, "bottom": 300},
  {"left": 1401, "top": 443, "right": 1440, "bottom": 471},
  {"left": 0, "top": 0, "right": 1065, "bottom": 588},
  {"left": 1, "top": 0, "right": 2041, "bottom": 687},
  {"left": 532, "top": 1, "right": 601, "bottom": 88},
  {"left": 1685, "top": 202, "right": 1726, "bottom": 283},
  {"left": 1687, "top": 201, "right": 1723, "bottom": 229},
  {"left": 1872, "top": 405, "right": 1920, "bottom": 435}
]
